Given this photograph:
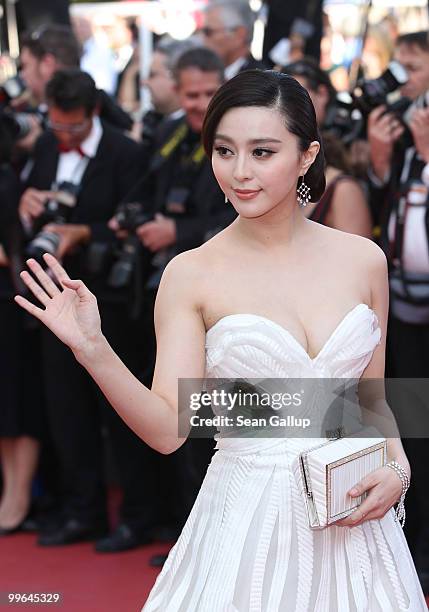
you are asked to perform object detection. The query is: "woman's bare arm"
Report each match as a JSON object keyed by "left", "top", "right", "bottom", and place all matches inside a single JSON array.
[
  {"left": 15, "top": 252, "right": 206, "bottom": 455},
  {"left": 357, "top": 244, "right": 410, "bottom": 469},
  {"left": 336, "top": 242, "right": 409, "bottom": 527}
]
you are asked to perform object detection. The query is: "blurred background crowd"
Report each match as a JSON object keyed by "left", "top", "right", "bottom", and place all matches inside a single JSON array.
[{"left": 0, "top": 0, "right": 429, "bottom": 596}]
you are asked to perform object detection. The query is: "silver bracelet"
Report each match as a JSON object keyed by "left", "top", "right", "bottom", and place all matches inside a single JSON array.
[{"left": 386, "top": 460, "right": 410, "bottom": 528}]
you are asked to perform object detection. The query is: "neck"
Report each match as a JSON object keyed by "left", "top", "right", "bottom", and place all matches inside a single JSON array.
[
  {"left": 185, "top": 122, "right": 201, "bottom": 137},
  {"left": 233, "top": 194, "right": 310, "bottom": 251},
  {"left": 225, "top": 47, "right": 249, "bottom": 68},
  {"left": 161, "top": 101, "right": 181, "bottom": 116}
]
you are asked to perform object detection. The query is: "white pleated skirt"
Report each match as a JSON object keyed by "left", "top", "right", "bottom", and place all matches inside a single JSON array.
[{"left": 142, "top": 438, "right": 427, "bottom": 612}]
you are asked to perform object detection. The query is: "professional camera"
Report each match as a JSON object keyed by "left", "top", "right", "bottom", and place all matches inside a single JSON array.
[
  {"left": 324, "top": 61, "right": 409, "bottom": 144},
  {"left": 113, "top": 201, "right": 153, "bottom": 233},
  {"left": 0, "top": 75, "right": 42, "bottom": 140},
  {"left": 26, "top": 182, "right": 79, "bottom": 263},
  {"left": 0, "top": 109, "right": 34, "bottom": 140},
  {"left": 108, "top": 202, "right": 154, "bottom": 289},
  {"left": 352, "top": 61, "right": 408, "bottom": 115},
  {"left": 323, "top": 92, "right": 362, "bottom": 144}
]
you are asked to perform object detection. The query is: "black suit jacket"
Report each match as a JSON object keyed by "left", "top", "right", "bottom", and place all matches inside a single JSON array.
[
  {"left": 0, "top": 165, "right": 23, "bottom": 297},
  {"left": 125, "top": 116, "right": 236, "bottom": 255},
  {"left": 262, "top": 0, "right": 323, "bottom": 63},
  {"left": 240, "top": 55, "right": 269, "bottom": 73},
  {"left": 0, "top": 165, "right": 21, "bottom": 242},
  {"left": 25, "top": 122, "right": 142, "bottom": 297}
]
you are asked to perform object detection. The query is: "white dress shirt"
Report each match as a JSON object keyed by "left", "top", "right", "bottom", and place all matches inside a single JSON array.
[
  {"left": 225, "top": 57, "right": 247, "bottom": 81},
  {"left": 55, "top": 116, "right": 103, "bottom": 186}
]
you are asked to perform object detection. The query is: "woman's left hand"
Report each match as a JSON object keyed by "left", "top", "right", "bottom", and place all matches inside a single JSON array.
[{"left": 334, "top": 465, "right": 404, "bottom": 527}]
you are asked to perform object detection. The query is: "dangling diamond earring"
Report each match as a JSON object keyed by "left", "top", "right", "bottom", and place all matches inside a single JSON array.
[{"left": 297, "top": 176, "right": 311, "bottom": 206}]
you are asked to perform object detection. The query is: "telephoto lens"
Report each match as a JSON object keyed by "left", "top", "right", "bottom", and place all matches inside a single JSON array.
[
  {"left": 26, "top": 183, "right": 78, "bottom": 264},
  {"left": 353, "top": 61, "right": 408, "bottom": 115}
]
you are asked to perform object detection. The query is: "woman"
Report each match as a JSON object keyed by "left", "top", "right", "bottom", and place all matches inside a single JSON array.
[
  {"left": 0, "top": 124, "right": 43, "bottom": 534},
  {"left": 306, "top": 131, "right": 373, "bottom": 238},
  {"left": 15, "top": 71, "right": 426, "bottom": 610}
]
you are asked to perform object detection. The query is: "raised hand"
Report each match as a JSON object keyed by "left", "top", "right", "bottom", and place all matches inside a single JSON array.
[
  {"left": 14, "top": 253, "right": 102, "bottom": 356},
  {"left": 368, "top": 106, "right": 404, "bottom": 181}
]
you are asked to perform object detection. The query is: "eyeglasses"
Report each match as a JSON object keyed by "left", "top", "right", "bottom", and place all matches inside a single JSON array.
[
  {"left": 200, "top": 26, "right": 235, "bottom": 37},
  {"left": 147, "top": 69, "right": 172, "bottom": 80},
  {"left": 46, "top": 118, "right": 91, "bottom": 134}
]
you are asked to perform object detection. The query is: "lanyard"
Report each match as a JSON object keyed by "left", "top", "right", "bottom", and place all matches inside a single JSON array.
[{"left": 158, "top": 123, "right": 205, "bottom": 167}]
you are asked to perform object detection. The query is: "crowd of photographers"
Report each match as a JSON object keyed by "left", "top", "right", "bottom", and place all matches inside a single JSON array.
[{"left": 0, "top": 0, "right": 428, "bottom": 591}]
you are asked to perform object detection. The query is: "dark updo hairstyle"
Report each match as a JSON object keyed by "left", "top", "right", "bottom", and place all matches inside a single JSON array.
[{"left": 202, "top": 69, "right": 326, "bottom": 201}]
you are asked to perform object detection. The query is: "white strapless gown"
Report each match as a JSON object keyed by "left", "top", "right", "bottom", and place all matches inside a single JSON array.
[{"left": 143, "top": 304, "right": 427, "bottom": 611}]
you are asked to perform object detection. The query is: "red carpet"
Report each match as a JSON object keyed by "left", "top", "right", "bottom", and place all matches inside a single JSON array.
[
  {"left": 0, "top": 532, "right": 171, "bottom": 612},
  {"left": 1, "top": 533, "right": 428, "bottom": 611}
]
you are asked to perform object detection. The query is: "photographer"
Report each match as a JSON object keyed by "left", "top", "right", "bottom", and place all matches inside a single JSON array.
[
  {"left": 368, "top": 31, "right": 429, "bottom": 188},
  {"left": 394, "top": 31, "right": 429, "bottom": 103},
  {"left": 285, "top": 55, "right": 411, "bottom": 183},
  {"left": 17, "top": 69, "right": 155, "bottom": 551},
  {"left": 11, "top": 25, "right": 82, "bottom": 153},
  {"left": 133, "top": 37, "right": 196, "bottom": 162},
  {"left": 14, "top": 25, "right": 132, "bottom": 154},
  {"left": 112, "top": 47, "right": 234, "bottom": 277},
  {"left": 367, "top": 32, "right": 429, "bottom": 595},
  {"left": 109, "top": 47, "right": 235, "bottom": 561}
]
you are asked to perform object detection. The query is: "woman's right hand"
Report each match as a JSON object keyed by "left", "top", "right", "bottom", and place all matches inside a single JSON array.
[{"left": 15, "top": 253, "right": 103, "bottom": 357}]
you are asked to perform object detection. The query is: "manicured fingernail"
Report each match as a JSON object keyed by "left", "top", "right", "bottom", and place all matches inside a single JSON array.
[{"left": 349, "top": 488, "right": 358, "bottom": 496}]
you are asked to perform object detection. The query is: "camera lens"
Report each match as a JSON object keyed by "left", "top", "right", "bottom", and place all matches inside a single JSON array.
[{"left": 26, "top": 231, "right": 60, "bottom": 264}]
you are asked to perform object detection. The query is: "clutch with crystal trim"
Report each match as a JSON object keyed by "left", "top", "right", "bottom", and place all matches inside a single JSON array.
[{"left": 296, "top": 428, "right": 387, "bottom": 529}]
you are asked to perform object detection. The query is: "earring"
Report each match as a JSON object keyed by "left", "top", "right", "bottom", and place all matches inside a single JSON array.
[
  {"left": 297, "top": 176, "right": 311, "bottom": 206},
  {"left": 224, "top": 193, "right": 228, "bottom": 204}
]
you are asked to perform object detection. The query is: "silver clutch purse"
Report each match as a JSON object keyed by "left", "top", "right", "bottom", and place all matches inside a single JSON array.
[{"left": 296, "top": 427, "right": 387, "bottom": 529}]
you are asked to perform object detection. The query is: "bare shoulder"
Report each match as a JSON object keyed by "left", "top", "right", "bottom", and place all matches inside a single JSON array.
[
  {"left": 158, "top": 249, "right": 206, "bottom": 312},
  {"left": 161, "top": 248, "right": 205, "bottom": 286},
  {"left": 313, "top": 221, "right": 383, "bottom": 260},
  {"left": 332, "top": 177, "right": 367, "bottom": 205},
  {"left": 162, "top": 229, "right": 229, "bottom": 279},
  {"left": 158, "top": 227, "right": 232, "bottom": 310},
  {"left": 310, "top": 221, "right": 387, "bottom": 283},
  {"left": 339, "top": 233, "right": 389, "bottom": 307},
  {"left": 334, "top": 176, "right": 364, "bottom": 195},
  {"left": 340, "top": 230, "right": 386, "bottom": 267}
]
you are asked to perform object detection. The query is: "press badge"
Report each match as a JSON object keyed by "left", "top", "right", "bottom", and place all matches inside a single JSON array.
[{"left": 165, "top": 187, "right": 190, "bottom": 214}]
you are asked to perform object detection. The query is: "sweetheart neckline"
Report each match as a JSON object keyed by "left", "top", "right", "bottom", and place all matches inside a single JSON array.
[{"left": 206, "top": 303, "right": 379, "bottom": 362}]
